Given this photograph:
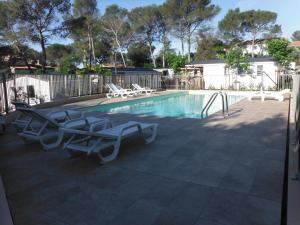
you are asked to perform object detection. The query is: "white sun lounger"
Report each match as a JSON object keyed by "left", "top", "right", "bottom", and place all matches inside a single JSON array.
[
  {"left": 61, "top": 121, "right": 158, "bottom": 164},
  {"left": 248, "top": 89, "right": 290, "bottom": 102},
  {"left": 17, "top": 108, "right": 110, "bottom": 150},
  {"left": 106, "top": 83, "right": 136, "bottom": 99},
  {"left": 115, "top": 84, "right": 138, "bottom": 96},
  {"left": 12, "top": 106, "right": 84, "bottom": 132},
  {"left": 132, "top": 83, "right": 155, "bottom": 95}
]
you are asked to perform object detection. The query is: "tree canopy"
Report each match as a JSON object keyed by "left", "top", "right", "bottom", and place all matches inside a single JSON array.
[
  {"left": 218, "top": 8, "right": 281, "bottom": 57},
  {"left": 292, "top": 31, "right": 300, "bottom": 41},
  {"left": 266, "top": 39, "right": 292, "bottom": 68}
]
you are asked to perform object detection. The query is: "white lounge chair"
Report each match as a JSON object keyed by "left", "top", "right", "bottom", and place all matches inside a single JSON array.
[
  {"left": 17, "top": 108, "right": 110, "bottom": 150},
  {"left": 132, "top": 83, "right": 155, "bottom": 95},
  {"left": 248, "top": 89, "right": 290, "bottom": 102},
  {"left": 61, "top": 121, "right": 158, "bottom": 164},
  {"left": 106, "top": 83, "right": 134, "bottom": 99},
  {"left": 12, "top": 105, "right": 84, "bottom": 132},
  {"left": 115, "top": 84, "right": 138, "bottom": 96}
]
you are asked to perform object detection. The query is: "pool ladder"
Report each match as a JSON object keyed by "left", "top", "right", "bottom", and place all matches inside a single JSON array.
[{"left": 201, "top": 91, "right": 229, "bottom": 118}]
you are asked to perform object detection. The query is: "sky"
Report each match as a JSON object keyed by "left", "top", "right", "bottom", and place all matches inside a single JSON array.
[{"left": 42, "top": 0, "right": 300, "bottom": 53}]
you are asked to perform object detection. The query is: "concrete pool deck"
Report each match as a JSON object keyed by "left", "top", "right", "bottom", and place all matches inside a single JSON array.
[{"left": 0, "top": 97, "right": 289, "bottom": 225}]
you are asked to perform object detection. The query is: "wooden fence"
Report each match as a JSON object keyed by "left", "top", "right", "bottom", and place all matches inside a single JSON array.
[{"left": 0, "top": 72, "right": 161, "bottom": 113}]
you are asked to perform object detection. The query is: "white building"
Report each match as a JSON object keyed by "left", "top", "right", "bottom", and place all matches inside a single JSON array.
[
  {"left": 237, "top": 39, "right": 268, "bottom": 56},
  {"left": 185, "top": 57, "right": 293, "bottom": 90}
]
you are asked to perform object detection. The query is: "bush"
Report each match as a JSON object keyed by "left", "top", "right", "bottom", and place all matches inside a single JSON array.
[
  {"left": 266, "top": 39, "right": 292, "bottom": 68},
  {"left": 166, "top": 53, "right": 187, "bottom": 74},
  {"left": 58, "top": 56, "right": 77, "bottom": 74},
  {"left": 93, "top": 65, "right": 112, "bottom": 76}
]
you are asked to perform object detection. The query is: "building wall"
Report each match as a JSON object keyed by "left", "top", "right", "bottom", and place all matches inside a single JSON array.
[
  {"left": 202, "top": 61, "right": 279, "bottom": 90},
  {"left": 5, "top": 76, "right": 51, "bottom": 109}
]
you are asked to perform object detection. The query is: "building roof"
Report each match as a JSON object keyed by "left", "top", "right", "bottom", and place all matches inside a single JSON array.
[
  {"left": 290, "top": 41, "right": 300, "bottom": 47},
  {"left": 107, "top": 67, "right": 160, "bottom": 75},
  {"left": 187, "top": 57, "right": 276, "bottom": 66}
]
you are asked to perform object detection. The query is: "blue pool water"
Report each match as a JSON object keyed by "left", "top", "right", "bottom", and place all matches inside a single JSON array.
[{"left": 85, "top": 92, "right": 244, "bottom": 119}]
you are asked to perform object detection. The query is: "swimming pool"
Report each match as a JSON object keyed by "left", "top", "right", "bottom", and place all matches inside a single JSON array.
[{"left": 85, "top": 92, "right": 245, "bottom": 119}]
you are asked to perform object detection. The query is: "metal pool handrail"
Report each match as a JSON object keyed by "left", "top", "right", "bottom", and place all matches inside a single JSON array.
[{"left": 201, "top": 91, "right": 229, "bottom": 118}]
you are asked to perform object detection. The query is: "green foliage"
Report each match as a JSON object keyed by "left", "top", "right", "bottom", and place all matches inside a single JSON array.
[
  {"left": 218, "top": 8, "right": 243, "bottom": 43},
  {"left": 127, "top": 43, "right": 151, "bottom": 67},
  {"left": 129, "top": 5, "right": 161, "bottom": 67},
  {"left": 291, "top": 31, "right": 300, "bottom": 41},
  {"left": 166, "top": 53, "right": 187, "bottom": 73},
  {"left": 266, "top": 39, "right": 292, "bottom": 67},
  {"left": 92, "top": 65, "right": 112, "bottom": 76},
  {"left": 218, "top": 8, "right": 281, "bottom": 48},
  {"left": 196, "top": 31, "right": 226, "bottom": 60},
  {"left": 46, "top": 44, "right": 73, "bottom": 64},
  {"left": 163, "top": 0, "right": 220, "bottom": 62},
  {"left": 76, "top": 65, "right": 112, "bottom": 76},
  {"left": 58, "top": 56, "right": 77, "bottom": 74},
  {"left": 221, "top": 48, "right": 250, "bottom": 72},
  {"left": 10, "top": 0, "right": 71, "bottom": 72},
  {"left": 76, "top": 66, "right": 90, "bottom": 75}
]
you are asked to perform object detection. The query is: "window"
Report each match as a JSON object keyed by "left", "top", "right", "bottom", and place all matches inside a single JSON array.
[
  {"left": 27, "top": 85, "right": 35, "bottom": 98},
  {"left": 257, "top": 65, "right": 263, "bottom": 76}
]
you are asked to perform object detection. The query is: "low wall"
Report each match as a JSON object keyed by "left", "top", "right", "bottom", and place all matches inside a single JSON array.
[{"left": 287, "top": 74, "right": 300, "bottom": 225}]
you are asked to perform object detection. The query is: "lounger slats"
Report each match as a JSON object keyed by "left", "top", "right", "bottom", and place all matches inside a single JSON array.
[{"left": 97, "top": 121, "right": 154, "bottom": 138}]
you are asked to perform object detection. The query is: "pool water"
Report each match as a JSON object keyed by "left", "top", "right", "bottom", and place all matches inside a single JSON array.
[{"left": 85, "top": 92, "right": 244, "bottom": 119}]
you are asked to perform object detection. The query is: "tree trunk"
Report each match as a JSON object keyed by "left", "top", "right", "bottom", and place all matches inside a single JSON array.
[
  {"left": 39, "top": 32, "right": 47, "bottom": 73},
  {"left": 251, "top": 33, "right": 256, "bottom": 58},
  {"left": 87, "top": 29, "right": 92, "bottom": 71},
  {"left": 181, "top": 37, "right": 185, "bottom": 55},
  {"left": 162, "top": 34, "right": 166, "bottom": 68},
  {"left": 187, "top": 34, "right": 191, "bottom": 63},
  {"left": 91, "top": 34, "right": 96, "bottom": 61},
  {"left": 115, "top": 36, "right": 127, "bottom": 67},
  {"left": 148, "top": 41, "right": 156, "bottom": 68},
  {"left": 162, "top": 45, "right": 165, "bottom": 68}
]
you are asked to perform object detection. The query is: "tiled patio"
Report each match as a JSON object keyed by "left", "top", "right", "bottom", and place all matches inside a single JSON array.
[{"left": 0, "top": 97, "right": 288, "bottom": 225}]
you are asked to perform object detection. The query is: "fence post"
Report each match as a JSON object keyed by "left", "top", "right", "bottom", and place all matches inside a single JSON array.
[
  {"left": 1, "top": 72, "right": 9, "bottom": 114},
  {"left": 89, "top": 75, "right": 92, "bottom": 95},
  {"left": 78, "top": 75, "right": 81, "bottom": 96}
]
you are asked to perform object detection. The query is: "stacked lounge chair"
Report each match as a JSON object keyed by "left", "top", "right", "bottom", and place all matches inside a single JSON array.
[
  {"left": 11, "top": 101, "right": 84, "bottom": 131},
  {"left": 248, "top": 89, "right": 290, "bottom": 102},
  {"left": 17, "top": 108, "right": 111, "bottom": 150},
  {"left": 106, "top": 83, "right": 138, "bottom": 98},
  {"left": 132, "top": 83, "right": 155, "bottom": 95},
  {"left": 61, "top": 121, "right": 158, "bottom": 164}
]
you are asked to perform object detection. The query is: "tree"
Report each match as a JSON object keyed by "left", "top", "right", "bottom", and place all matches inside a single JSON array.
[
  {"left": 10, "top": 0, "right": 71, "bottom": 73},
  {"left": 129, "top": 5, "right": 161, "bottom": 68},
  {"left": 157, "top": 4, "right": 172, "bottom": 68},
  {"left": 127, "top": 42, "right": 151, "bottom": 67},
  {"left": 166, "top": 53, "right": 187, "bottom": 73},
  {"left": 222, "top": 48, "right": 250, "bottom": 74},
  {"left": 196, "top": 31, "right": 226, "bottom": 60},
  {"left": 101, "top": 5, "right": 132, "bottom": 67},
  {"left": 292, "top": 31, "right": 300, "bottom": 41},
  {"left": 68, "top": 0, "right": 99, "bottom": 70},
  {"left": 218, "top": 8, "right": 243, "bottom": 44},
  {"left": 46, "top": 44, "right": 73, "bottom": 64},
  {"left": 219, "top": 8, "right": 282, "bottom": 57},
  {"left": 240, "top": 10, "right": 281, "bottom": 57},
  {"left": 164, "top": 0, "right": 220, "bottom": 62},
  {"left": 0, "top": 1, "right": 36, "bottom": 72},
  {"left": 266, "top": 39, "right": 292, "bottom": 68},
  {"left": 57, "top": 56, "right": 77, "bottom": 74}
]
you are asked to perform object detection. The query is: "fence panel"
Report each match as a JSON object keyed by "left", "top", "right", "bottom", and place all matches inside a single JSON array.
[{"left": 0, "top": 72, "right": 162, "bottom": 113}]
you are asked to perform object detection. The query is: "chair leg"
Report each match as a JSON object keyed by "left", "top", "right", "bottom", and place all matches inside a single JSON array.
[
  {"left": 97, "top": 141, "right": 121, "bottom": 164},
  {"left": 144, "top": 124, "right": 158, "bottom": 144},
  {"left": 40, "top": 130, "right": 65, "bottom": 150}
]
